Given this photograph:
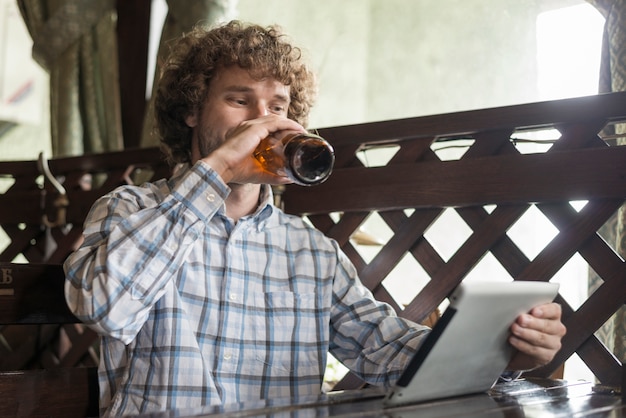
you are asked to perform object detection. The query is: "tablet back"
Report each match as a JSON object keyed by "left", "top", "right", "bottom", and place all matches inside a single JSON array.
[{"left": 384, "top": 280, "right": 559, "bottom": 407}]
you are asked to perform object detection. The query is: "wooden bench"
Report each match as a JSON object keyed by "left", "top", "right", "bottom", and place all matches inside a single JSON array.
[
  {"left": 1, "top": 92, "right": 625, "bottom": 412},
  {"left": 0, "top": 147, "right": 172, "bottom": 416},
  {"left": 0, "top": 262, "right": 99, "bottom": 417}
]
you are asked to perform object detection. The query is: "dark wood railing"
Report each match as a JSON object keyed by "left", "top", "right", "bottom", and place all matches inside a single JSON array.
[
  {"left": 0, "top": 92, "right": 624, "bottom": 413},
  {"left": 282, "top": 92, "right": 626, "bottom": 389},
  {"left": 0, "top": 262, "right": 99, "bottom": 417}
]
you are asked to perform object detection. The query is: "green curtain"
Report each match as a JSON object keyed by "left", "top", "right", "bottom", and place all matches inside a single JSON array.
[
  {"left": 587, "top": 0, "right": 626, "bottom": 365},
  {"left": 140, "top": 0, "right": 237, "bottom": 148},
  {"left": 17, "top": 0, "right": 123, "bottom": 157}
]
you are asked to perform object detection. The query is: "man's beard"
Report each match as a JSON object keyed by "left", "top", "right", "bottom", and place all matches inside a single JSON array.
[
  {"left": 196, "top": 126, "right": 222, "bottom": 159},
  {"left": 195, "top": 126, "right": 249, "bottom": 187}
]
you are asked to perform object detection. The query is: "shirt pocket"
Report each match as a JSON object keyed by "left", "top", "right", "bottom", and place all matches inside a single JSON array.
[{"left": 249, "top": 291, "right": 324, "bottom": 373}]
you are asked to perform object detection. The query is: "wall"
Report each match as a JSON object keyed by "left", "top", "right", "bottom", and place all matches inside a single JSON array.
[
  {"left": 0, "top": 0, "right": 600, "bottom": 160},
  {"left": 237, "top": 0, "right": 595, "bottom": 128}
]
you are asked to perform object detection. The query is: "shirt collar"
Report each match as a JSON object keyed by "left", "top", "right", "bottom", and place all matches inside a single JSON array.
[
  {"left": 166, "top": 164, "right": 282, "bottom": 229},
  {"left": 254, "top": 184, "right": 276, "bottom": 222}
]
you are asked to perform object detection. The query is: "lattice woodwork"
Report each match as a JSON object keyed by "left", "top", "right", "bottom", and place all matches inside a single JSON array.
[
  {"left": 0, "top": 147, "right": 171, "bottom": 371},
  {"left": 0, "top": 92, "right": 624, "bottom": 392},
  {"left": 282, "top": 92, "right": 626, "bottom": 389}
]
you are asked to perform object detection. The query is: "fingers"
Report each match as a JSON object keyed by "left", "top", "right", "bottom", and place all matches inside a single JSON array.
[
  {"left": 508, "top": 326, "right": 560, "bottom": 365},
  {"left": 512, "top": 304, "right": 566, "bottom": 343},
  {"left": 528, "top": 302, "right": 563, "bottom": 320},
  {"left": 207, "top": 115, "right": 306, "bottom": 184},
  {"left": 229, "top": 115, "right": 306, "bottom": 151},
  {"left": 506, "top": 303, "right": 567, "bottom": 370}
]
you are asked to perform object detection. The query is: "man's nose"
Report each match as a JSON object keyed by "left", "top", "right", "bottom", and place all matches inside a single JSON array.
[{"left": 252, "top": 103, "right": 270, "bottom": 118}]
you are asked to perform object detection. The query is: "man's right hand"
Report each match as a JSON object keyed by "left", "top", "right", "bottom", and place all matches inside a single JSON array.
[{"left": 201, "top": 115, "right": 306, "bottom": 185}]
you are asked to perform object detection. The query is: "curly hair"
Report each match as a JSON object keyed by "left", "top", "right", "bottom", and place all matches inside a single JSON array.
[{"left": 154, "top": 20, "right": 318, "bottom": 165}]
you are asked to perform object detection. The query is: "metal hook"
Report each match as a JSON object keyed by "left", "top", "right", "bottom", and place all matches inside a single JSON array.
[{"left": 37, "top": 152, "right": 69, "bottom": 228}]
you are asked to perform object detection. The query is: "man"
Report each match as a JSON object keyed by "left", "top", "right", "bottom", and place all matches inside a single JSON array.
[{"left": 64, "top": 20, "right": 566, "bottom": 417}]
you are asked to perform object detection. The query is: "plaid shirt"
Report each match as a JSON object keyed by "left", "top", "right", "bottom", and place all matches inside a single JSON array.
[{"left": 64, "top": 162, "right": 428, "bottom": 417}]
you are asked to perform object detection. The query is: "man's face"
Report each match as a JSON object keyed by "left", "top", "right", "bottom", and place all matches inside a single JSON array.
[{"left": 187, "top": 66, "right": 291, "bottom": 162}]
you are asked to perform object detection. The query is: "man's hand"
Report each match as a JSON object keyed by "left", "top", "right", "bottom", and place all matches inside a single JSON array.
[
  {"left": 202, "top": 115, "right": 306, "bottom": 185},
  {"left": 506, "top": 302, "right": 567, "bottom": 372}
]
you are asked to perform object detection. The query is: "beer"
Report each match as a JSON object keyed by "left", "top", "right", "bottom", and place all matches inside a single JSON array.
[{"left": 254, "top": 132, "right": 335, "bottom": 186}]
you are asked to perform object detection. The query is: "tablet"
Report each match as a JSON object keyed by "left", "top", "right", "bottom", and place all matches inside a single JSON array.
[{"left": 383, "top": 280, "right": 559, "bottom": 407}]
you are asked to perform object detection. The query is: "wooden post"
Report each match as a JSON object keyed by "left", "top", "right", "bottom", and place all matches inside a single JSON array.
[{"left": 116, "top": 0, "right": 152, "bottom": 149}]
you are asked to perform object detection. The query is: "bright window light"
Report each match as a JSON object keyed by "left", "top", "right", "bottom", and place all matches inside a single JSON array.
[
  {"left": 536, "top": 4, "right": 605, "bottom": 100},
  {"left": 536, "top": 2, "right": 604, "bottom": 383}
]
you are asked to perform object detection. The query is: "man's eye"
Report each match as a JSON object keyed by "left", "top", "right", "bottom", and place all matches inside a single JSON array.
[
  {"left": 229, "top": 97, "right": 247, "bottom": 106},
  {"left": 271, "top": 105, "right": 286, "bottom": 114}
]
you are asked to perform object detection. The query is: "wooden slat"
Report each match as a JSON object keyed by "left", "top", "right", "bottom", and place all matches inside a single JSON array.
[
  {"left": 284, "top": 146, "right": 626, "bottom": 215},
  {"left": 0, "top": 263, "right": 99, "bottom": 415},
  {"left": 360, "top": 210, "right": 441, "bottom": 291},
  {"left": 0, "top": 263, "right": 77, "bottom": 324},
  {"left": 517, "top": 200, "right": 622, "bottom": 281},
  {"left": 0, "top": 159, "right": 39, "bottom": 176},
  {"left": 315, "top": 91, "right": 626, "bottom": 145},
  {"left": 0, "top": 367, "right": 99, "bottom": 417},
  {"left": 116, "top": 0, "right": 152, "bottom": 149},
  {"left": 0, "top": 192, "right": 43, "bottom": 224},
  {"left": 45, "top": 146, "right": 165, "bottom": 173}
]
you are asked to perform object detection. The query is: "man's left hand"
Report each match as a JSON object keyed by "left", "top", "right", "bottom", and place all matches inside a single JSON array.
[{"left": 506, "top": 302, "right": 567, "bottom": 372}]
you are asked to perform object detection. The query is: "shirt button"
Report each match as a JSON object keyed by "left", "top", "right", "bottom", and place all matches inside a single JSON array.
[
  {"left": 206, "top": 193, "right": 216, "bottom": 202},
  {"left": 223, "top": 352, "right": 232, "bottom": 360},
  {"left": 229, "top": 293, "right": 237, "bottom": 301}
]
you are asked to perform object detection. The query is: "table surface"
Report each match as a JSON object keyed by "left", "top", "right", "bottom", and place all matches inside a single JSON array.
[{"left": 134, "top": 378, "right": 624, "bottom": 418}]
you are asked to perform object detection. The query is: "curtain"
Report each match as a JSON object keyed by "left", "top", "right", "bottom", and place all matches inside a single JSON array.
[
  {"left": 586, "top": 0, "right": 626, "bottom": 365},
  {"left": 140, "top": 0, "right": 237, "bottom": 148},
  {"left": 17, "top": 0, "right": 123, "bottom": 157}
]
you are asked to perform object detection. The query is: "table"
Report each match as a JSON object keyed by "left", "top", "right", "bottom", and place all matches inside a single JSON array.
[{"left": 135, "top": 378, "right": 624, "bottom": 417}]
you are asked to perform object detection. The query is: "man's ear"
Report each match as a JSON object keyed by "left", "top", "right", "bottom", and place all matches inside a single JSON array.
[{"left": 185, "top": 111, "right": 198, "bottom": 128}]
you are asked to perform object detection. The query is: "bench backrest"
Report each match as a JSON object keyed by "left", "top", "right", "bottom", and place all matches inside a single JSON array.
[
  {"left": 0, "top": 367, "right": 99, "bottom": 417},
  {"left": 0, "top": 92, "right": 624, "bottom": 401},
  {"left": 281, "top": 92, "right": 626, "bottom": 389},
  {"left": 0, "top": 262, "right": 99, "bottom": 417},
  {"left": 0, "top": 148, "right": 170, "bottom": 416}
]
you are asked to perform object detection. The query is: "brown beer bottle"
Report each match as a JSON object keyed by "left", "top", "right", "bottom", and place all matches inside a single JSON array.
[{"left": 253, "top": 132, "right": 335, "bottom": 186}]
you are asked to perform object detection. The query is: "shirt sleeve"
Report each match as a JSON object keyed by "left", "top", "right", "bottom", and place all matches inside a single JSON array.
[
  {"left": 64, "top": 162, "right": 229, "bottom": 344},
  {"left": 328, "top": 243, "right": 430, "bottom": 388}
]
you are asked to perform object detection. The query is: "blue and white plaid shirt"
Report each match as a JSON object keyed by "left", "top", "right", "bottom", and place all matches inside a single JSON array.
[{"left": 64, "top": 161, "right": 428, "bottom": 417}]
